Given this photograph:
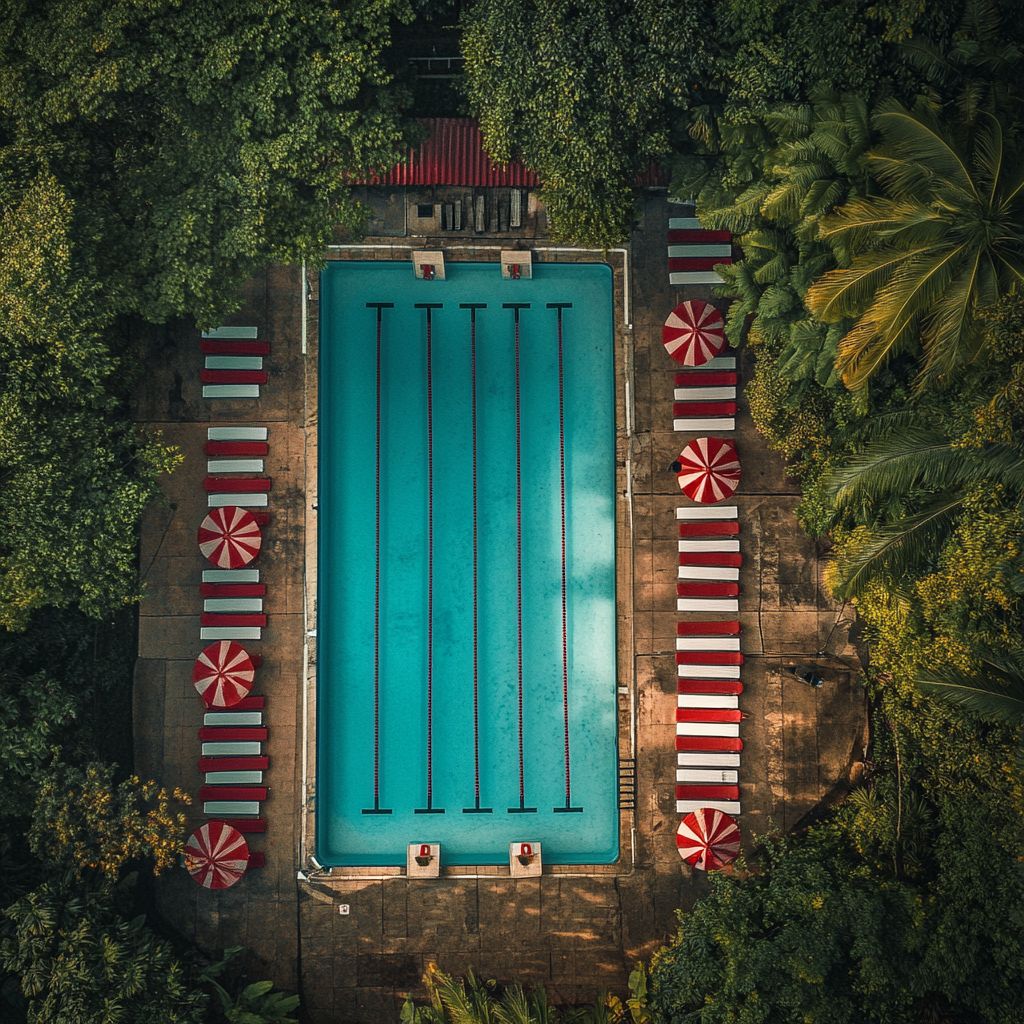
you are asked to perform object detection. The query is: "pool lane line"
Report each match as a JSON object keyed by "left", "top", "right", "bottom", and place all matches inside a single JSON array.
[
  {"left": 548, "top": 303, "right": 583, "bottom": 814},
  {"left": 504, "top": 303, "right": 537, "bottom": 815},
  {"left": 415, "top": 303, "right": 445, "bottom": 815},
  {"left": 363, "top": 302, "right": 394, "bottom": 815},
  {"left": 461, "top": 304, "right": 492, "bottom": 814}
]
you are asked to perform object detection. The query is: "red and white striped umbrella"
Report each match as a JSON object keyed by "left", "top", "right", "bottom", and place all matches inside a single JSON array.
[
  {"left": 193, "top": 641, "right": 256, "bottom": 707},
  {"left": 662, "top": 301, "right": 726, "bottom": 366},
  {"left": 197, "top": 506, "right": 262, "bottom": 568},
  {"left": 676, "top": 807, "right": 741, "bottom": 871},
  {"left": 675, "top": 437, "right": 741, "bottom": 503},
  {"left": 184, "top": 821, "right": 250, "bottom": 889}
]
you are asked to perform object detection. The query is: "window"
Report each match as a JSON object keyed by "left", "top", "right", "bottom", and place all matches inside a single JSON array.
[{"left": 417, "top": 204, "right": 434, "bottom": 219}]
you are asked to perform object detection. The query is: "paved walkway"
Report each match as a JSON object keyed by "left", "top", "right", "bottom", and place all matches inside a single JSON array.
[{"left": 133, "top": 190, "right": 866, "bottom": 1022}]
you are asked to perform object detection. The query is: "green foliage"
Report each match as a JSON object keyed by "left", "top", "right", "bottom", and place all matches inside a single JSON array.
[
  {"left": 0, "top": 872, "right": 207, "bottom": 1024},
  {"left": 462, "top": 0, "right": 714, "bottom": 247},
  {"left": 0, "top": 0, "right": 419, "bottom": 326},
  {"left": 805, "top": 94, "right": 1024, "bottom": 389},
  {"left": 648, "top": 827, "right": 932, "bottom": 1024},
  {"left": 28, "top": 757, "right": 191, "bottom": 878},
  {"left": 0, "top": 170, "right": 182, "bottom": 627},
  {"left": 402, "top": 964, "right": 649, "bottom": 1024},
  {"left": 199, "top": 948, "right": 301, "bottom": 1024}
]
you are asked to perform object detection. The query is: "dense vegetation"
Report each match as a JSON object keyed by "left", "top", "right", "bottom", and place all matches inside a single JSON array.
[
  {"left": 462, "top": 1, "right": 1024, "bottom": 1022},
  {"left": 0, "top": 0, "right": 421, "bottom": 1019},
  {"left": 3, "top": 0, "right": 1024, "bottom": 1020}
]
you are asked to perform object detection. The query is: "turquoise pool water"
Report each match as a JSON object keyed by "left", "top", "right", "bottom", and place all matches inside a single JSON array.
[{"left": 317, "top": 261, "right": 618, "bottom": 865}]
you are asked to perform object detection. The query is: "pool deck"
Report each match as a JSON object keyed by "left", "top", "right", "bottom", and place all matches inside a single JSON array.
[{"left": 133, "top": 190, "right": 867, "bottom": 1021}]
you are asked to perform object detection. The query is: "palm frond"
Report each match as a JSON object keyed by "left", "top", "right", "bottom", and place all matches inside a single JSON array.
[
  {"left": 872, "top": 100, "right": 975, "bottom": 196},
  {"left": 915, "top": 657, "right": 1024, "bottom": 727},
  {"left": 830, "top": 492, "right": 965, "bottom": 598},
  {"left": 825, "top": 428, "right": 965, "bottom": 507}
]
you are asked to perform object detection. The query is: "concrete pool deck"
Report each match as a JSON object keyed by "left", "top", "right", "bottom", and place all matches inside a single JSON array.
[{"left": 132, "top": 190, "right": 867, "bottom": 1021}]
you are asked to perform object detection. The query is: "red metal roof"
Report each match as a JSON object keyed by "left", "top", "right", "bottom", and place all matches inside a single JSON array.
[
  {"left": 378, "top": 118, "right": 540, "bottom": 187},
  {"left": 368, "top": 118, "right": 668, "bottom": 188}
]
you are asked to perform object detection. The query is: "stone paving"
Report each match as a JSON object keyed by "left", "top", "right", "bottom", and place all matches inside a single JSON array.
[{"left": 133, "top": 189, "right": 867, "bottom": 1023}]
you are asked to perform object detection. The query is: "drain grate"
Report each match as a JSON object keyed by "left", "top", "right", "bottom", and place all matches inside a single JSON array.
[{"left": 619, "top": 757, "right": 636, "bottom": 810}]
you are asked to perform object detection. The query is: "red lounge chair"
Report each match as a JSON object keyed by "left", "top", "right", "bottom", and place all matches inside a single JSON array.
[
  {"left": 679, "top": 553, "right": 743, "bottom": 567},
  {"left": 200, "top": 583, "right": 267, "bottom": 597},
  {"left": 679, "top": 521, "right": 740, "bottom": 537},
  {"left": 675, "top": 372, "right": 738, "bottom": 387},
  {"left": 676, "top": 735, "right": 743, "bottom": 752},
  {"left": 674, "top": 784, "right": 739, "bottom": 800},
  {"left": 203, "top": 477, "right": 272, "bottom": 492},
  {"left": 678, "top": 680, "right": 744, "bottom": 695},
  {"left": 201, "top": 614, "right": 267, "bottom": 627},
  {"left": 678, "top": 621, "right": 741, "bottom": 635},
  {"left": 200, "top": 369, "right": 268, "bottom": 384},
  {"left": 673, "top": 401, "right": 738, "bottom": 417},
  {"left": 198, "top": 726, "right": 268, "bottom": 741},
  {"left": 204, "top": 441, "right": 270, "bottom": 456},
  {"left": 676, "top": 708, "right": 743, "bottom": 723},
  {"left": 200, "top": 339, "right": 270, "bottom": 355},
  {"left": 668, "top": 229, "right": 731, "bottom": 244},
  {"left": 198, "top": 786, "right": 267, "bottom": 802},
  {"left": 675, "top": 652, "right": 744, "bottom": 665},
  {"left": 224, "top": 819, "right": 267, "bottom": 833},
  {"left": 198, "top": 756, "right": 268, "bottom": 772},
  {"left": 677, "top": 583, "right": 739, "bottom": 598}
]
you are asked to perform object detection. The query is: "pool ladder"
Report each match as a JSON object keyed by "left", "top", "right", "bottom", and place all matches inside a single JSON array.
[{"left": 618, "top": 757, "right": 636, "bottom": 810}]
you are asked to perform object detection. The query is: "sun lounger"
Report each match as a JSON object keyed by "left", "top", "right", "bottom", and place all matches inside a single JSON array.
[
  {"left": 676, "top": 637, "right": 741, "bottom": 650},
  {"left": 202, "top": 327, "right": 259, "bottom": 339},
  {"left": 677, "top": 506, "right": 738, "bottom": 520},
  {"left": 678, "top": 598, "right": 740, "bottom": 612},
  {"left": 674, "top": 417, "right": 735, "bottom": 432},
  {"left": 673, "top": 401, "right": 737, "bottom": 417},
  {"left": 201, "top": 741, "right": 262, "bottom": 756},
  {"left": 678, "top": 680, "right": 744, "bottom": 695},
  {"left": 198, "top": 786, "right": 267, "bottom": 802},
  {"left": 205, "top": 441, "right": 269, "bottom": 456},
  {"left": 675, "top": 784, "right": 739, "bottom": 801},
  {"left": 202, "top": 568, "right": 260, "bottom": 583},
  {"left": 198, "top": 726, "right": 267, "bottom": 741},
  {"left": 677, "top": 694, "right": 739, "bottom": 709},
  {"left": 676, "top": 799, "right": 741, "bottom": 814},
  {"left": 678, "top": 664, "right": 742, "bottom": 679},
  {"left": 207, "top": 459, "right": 265, "bottom": 474},
  {"left": 676, "top": 651, "right": 744, "bottom": 664},
  {"left": 201, "top": 339, "right": 270, "bottom": 355},
  {"left": 205, "top": 356, "right": 263, "bottom": 370},
  {"left": 201, "top": 583, "right": 266, "bottom": 597},
  {"left": 673, "top": 387, "right": 737, "bottom": 401},
  {"left": 208, "top": 427, "right": 269, "bottom": 441},
  {"left": 678, "top": 620, "right": 741, "bottom": 635},
  {"left": 203, "top": 598, "right": 264, "bottom": 613},
  {"left": 679, "top": 539, "right": 741, "bottom": 552},
  {"left": 222, "top": 818, "right": 267, "bottom": 832},
  {"left": 203, "top": 711, "right": 263, "bottom": 726},
  {"left": 198, "top": 756, "right": 268, "bottom": 772},
  {"left": 675, "top": 371, "right": 738, "bottom": 386},
  {"left": 204, "top": 801, "right": 261, "bottom": 816},
  {"left": 676, "top": 768, "right": 738, "bottom": 783},
  {"left": 675, "top": 722, "right": 740, "bottom": 737},
  {"left": 200, "top": 626, "right": 262, "bottom": 641},
  {"left": 203, "top": 384, "right": 261, "bottom": 399},
  {"left": 677, "top": 582, "right": 739, "bottom": 597},
  {"left": 678, "top": 751, "right": 741, "bottom": 767},
  {"left": 205, "top": 770, "right": 264, "bottom": 784},
  {"left": 207, "top": 493, "right": 269, "bottom": 508},
  {"left": 678, "top": 565, "right": 739, "bottom": 580},
  {"left": 675, "top": 734, "right": 743, "bottom": 751}
]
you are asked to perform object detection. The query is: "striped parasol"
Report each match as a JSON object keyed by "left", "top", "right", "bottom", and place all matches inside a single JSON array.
[
  {"left": 676, "top": 807, "right": 741, "bottom": 870},
  {"left": 662, "top": 301, "right": 726, "bottom": 366},
  {"left": 674, "top": 438, "right": 740, "bottom": 503},
  {"left": 192, "top": 641, "right": 256, "bottom": 707},
  {"left": 197, "top": 506, "right": 262, "bottom": 568},
  {"left": 184, "top": 821, "right": 250, "bottom": 888}
]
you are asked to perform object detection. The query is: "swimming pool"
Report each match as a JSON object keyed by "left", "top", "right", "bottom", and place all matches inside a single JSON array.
[{"left": 317, "top": 260, "right": 618, "bottom": 865}]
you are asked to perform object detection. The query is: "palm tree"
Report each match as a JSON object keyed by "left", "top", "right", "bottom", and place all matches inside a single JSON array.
[
  {"left": 805, "top": 96, "right": 1024, "bottom": 390},
  {"left": 824, "top": 416, "right": 1024, "bottom": 598},
  {"left": 915, "top": 655, "right": 1024, "bottom": 764}
]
